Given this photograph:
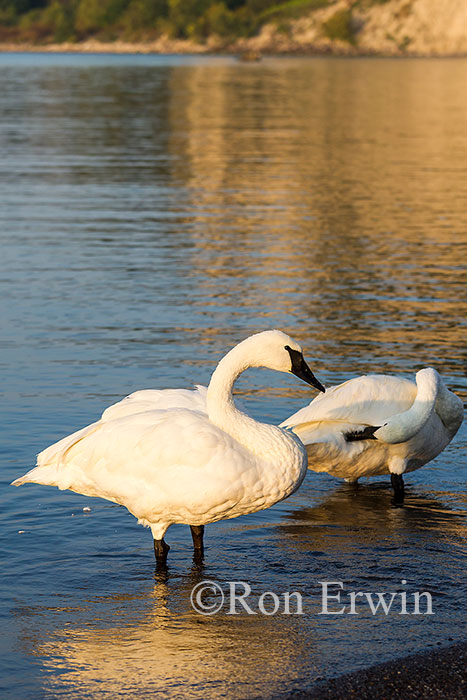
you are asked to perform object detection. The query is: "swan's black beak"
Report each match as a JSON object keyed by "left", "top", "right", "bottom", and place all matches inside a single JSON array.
[{"left": 285, "top": 346, "right": 325, "bottom": 392}]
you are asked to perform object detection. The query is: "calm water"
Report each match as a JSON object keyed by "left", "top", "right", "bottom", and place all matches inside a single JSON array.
[{"left": 1, "top": 53, "right": 466, "bottom": 699}]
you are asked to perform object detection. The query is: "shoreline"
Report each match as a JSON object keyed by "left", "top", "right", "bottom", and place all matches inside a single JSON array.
[
  {"left": 276, "top": 640, "right": 467, "bottom": 699},
  {"left": 1, "top": 40, "right": 467, "bottom": 59},
  {"left": 1, "top": 1, "right": 467, "bottom": 59}
]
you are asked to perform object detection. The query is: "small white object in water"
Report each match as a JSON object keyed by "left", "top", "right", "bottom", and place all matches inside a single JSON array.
[
  {"left": 18, "top": 530, "right": 25, "bottom": 534},
  {"left": 83, "top": 506, "right": 91, "bottom": 512}
]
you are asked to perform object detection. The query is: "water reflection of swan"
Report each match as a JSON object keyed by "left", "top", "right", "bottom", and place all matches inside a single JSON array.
[
  {"left": 12, "top": 331, "right": 324, "bottom": 564},
  {"left": 281, "top": 369, "right": 463, "bottom": 498},
  {"left": 19, "top": 570, "right": 310, "bottom": 700},
  {"left": 278, "top": 480, "right": 467, "bottom": 552}
]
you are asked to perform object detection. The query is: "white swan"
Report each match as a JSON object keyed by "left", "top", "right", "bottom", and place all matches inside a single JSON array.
[
  {"left": 12, "top": 330, "right": 325, "bottom": 564},
  {"left": 280, "top": 368, "right": 463, "bottom": 497}
]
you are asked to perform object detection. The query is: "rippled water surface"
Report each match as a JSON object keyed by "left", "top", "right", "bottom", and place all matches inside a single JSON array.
[{"left": 1, "top": 53, "right": 466, "bottom": 699}]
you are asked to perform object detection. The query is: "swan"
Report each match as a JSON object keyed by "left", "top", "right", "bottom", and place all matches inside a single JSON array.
[
  {"left": 12, "top": 330, "right": 325, "bottom": 564},
  {"left": 280, "top": 368, "right": 463, "bottom": 498}
]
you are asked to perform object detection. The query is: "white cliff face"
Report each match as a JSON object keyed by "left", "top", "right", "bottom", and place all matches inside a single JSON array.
[
  {"left": 358, "top": 0, "right": 467, "bottom": 55},
  {"left": 236, "top": 0, "right": 467, "bottom": 57}
]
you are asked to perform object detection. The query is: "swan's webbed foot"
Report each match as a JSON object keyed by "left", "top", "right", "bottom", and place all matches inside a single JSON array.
[
  {"left": 154, "top": 538, "right": 170, "bottom": 565},
  {"left": 190, "top": 525, "right": 205, "bottom": 562},
  {"left": 390, "top": 473, "right": 405, "bottom": 503}
]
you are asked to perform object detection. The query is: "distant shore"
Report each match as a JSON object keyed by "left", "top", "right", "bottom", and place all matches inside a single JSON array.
[
  {"left": 1, "top": 0, "right": 467, "bottom": 58},
  {"left": 2, "top": 39, "right": 467, "bottom": 58},
  {"left": 0, "top": 38, "right": 211, "bottom": 56},
  {"left": 1, "top": 40, "right": 466, "bottom": 58},
  {"left": 0, "top": 38, "right": 352, "bottom": 57}
]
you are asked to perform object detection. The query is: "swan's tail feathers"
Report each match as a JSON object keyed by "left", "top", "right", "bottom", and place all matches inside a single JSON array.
[
  {"left": 11, "top": 463, "right": 59, "bottom": 487},
  {"left": 36, "top": 421, "right": 100, "bottom": 468},
  {"left": 11, "top": 419, "right": 100, "bottom": 489}
]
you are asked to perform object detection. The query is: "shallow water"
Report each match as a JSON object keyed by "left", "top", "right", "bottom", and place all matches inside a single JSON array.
[{"left": 0, "top": 53, "right": 466, "bottom": 699}]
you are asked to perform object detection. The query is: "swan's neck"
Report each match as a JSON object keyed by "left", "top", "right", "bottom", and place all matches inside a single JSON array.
[
  {"left": 206, "top": 346, "right": 294, "bottom": 458},
  {"left": 375, "top": 369, "right": 439, "bottom": 444},
  {"left": 435, "top": 380, "right": 464, "bottom": 439},
  {"left": 206, "top": 346, "right": 247, "bottom": 419}
]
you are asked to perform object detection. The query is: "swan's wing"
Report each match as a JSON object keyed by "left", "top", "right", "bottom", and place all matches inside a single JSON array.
[
  {"left": 11, "top": 419, "right": 102, "bottom": 486},
  {"left": 73, "top": 409, "right": 230, "bottom": 474},
  {"left": 101, "top": 385, "right": 208, "bottom": 421},
  {"left": 281, "top": 375, "right": 417, "bottom": 431},
  {"left": 12, "top": 389, "right": 209, "bottom": 486},
  {"left": 34, "top": 408, "right": 259, "bottom": 516},
  {"left": 100, "top": 385, "right": 250, "bottom": 421}
]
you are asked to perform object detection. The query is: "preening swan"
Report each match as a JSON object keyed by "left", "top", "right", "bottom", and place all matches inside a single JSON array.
[
  {"left": 12, "top": 330, "right": 325, "bottom": 564},
  {"left": 281, "top": 368, "right": 463, "bottom": 498}
]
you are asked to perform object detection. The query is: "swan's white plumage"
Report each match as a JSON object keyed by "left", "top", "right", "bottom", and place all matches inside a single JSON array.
[
  {"left": 281, "top": 369, "right": 463, "bottom": 481},
  {"left": 25, "top": 386, "right": 210, "bottom": 477},
  {"left": 101, "top": 385, "right": 209, "bottom": 422},
  {"left": 12, "top": 330, "right": 310, "bottom": 542},
  {"left": 283, "top": 375, "right": 417, "bottom": 429}
]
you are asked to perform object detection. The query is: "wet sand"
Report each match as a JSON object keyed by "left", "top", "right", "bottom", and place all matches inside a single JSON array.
[{"left": 277, "top": 641, "right": 467, "bottom": 699}]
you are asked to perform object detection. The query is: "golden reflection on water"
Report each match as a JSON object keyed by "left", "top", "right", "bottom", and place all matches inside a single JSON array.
[
  {"left": 167, "top": 59, "right": 466, "bottom": 378},
  {"left": 31, "top": 578, "right": 310, "bottom": 699}
]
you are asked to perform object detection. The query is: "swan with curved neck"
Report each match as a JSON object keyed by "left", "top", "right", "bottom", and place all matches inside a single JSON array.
[
  {"left": 281, "top": 367, "right": 463, "bottom": 498},
  {"left": 12, "top": 330, "right": 324, "bottom": 564}
]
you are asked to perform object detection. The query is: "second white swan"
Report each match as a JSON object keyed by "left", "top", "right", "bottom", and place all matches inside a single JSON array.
[{"left": 281, "top": 368, "right": 463, "bottom": 497}]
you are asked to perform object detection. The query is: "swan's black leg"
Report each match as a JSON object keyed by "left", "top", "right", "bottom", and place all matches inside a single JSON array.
[
  {"left": 345, "top": 478, "right": 359, "bottom": 491},
  {"left": 391, "top": 473, "right": 405, "bottom": 502},
  {"left": 190, "top": 525, "right": 205, "bottom": 561},
  {"left": 154, "top": 538, "right": 170, "bottom": 565}
]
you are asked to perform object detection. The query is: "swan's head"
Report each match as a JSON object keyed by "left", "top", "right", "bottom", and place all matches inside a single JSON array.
[
  {"left": 415, "top": 367, "right": 439, "bottom": 382},
  {"left": 240, "top": 330, "right": 325, "bottom": 392}
]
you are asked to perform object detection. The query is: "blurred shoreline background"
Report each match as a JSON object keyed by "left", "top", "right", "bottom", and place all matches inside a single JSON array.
[{"left": 1, "top": 0, "right": 467, "bottom": 57}]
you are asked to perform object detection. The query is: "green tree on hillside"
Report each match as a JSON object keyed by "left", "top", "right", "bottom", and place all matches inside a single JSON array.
[{"left": 0, "top": 0, "right": 333, "bottom": 43}]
